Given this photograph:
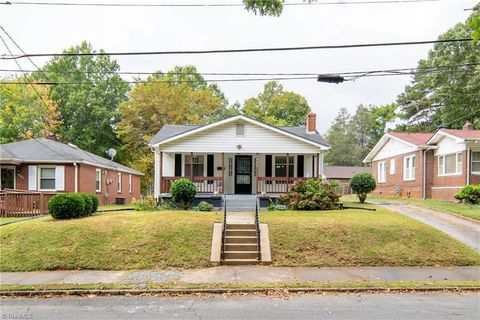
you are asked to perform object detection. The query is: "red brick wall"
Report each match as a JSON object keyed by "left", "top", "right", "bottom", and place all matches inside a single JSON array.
[
  {"left": 78, "top": 164, "right": 141, "bottom": 205},
  {"left": 431, "top": 151, "right": 468, "bottom": 200},
  {"left": 11, "top": 163, "right": 141, "bottom": 205},
  {"left": 371, "top": 150, "right": 424, "bottom": 199}
]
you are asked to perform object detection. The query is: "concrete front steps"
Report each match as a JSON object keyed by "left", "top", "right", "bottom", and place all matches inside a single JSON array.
[{"left": 223, "top": 224, "right": 260, "bottom": 265}]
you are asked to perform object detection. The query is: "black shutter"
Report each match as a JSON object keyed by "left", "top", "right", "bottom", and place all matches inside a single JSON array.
[
  {"left": 174, "top": 154, "right": 182, "bottom": 177},
  {"left": 297, "top": 155, "right": 304, "bottom": 177},
  {"left": 265, "top": 155, "right": 272, "bottom": 177},
  {"left": 207, "top": 154, "right": 214, "bottom": 177}
]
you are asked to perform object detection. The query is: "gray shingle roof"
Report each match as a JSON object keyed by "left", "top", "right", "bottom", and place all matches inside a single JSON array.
[
  {"left": 0, "top": 138, "right": 143, "bottom": 175},
  {"left": 323, "top": 166, "right": 371, "bottom": 179},
  {"left": 149, "top": 121, "right": 330, "bottom": 147}
]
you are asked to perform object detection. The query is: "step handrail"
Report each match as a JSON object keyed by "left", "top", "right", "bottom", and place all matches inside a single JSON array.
[
  {"left": 255, "top": 197, "right": 261, "bottom": 261},
  {"left": 221, "top": 196, "right": 227, "bottom": 261}
]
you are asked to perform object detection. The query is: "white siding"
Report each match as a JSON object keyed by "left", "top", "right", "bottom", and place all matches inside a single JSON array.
[
  {"left": 305, "top": 155, "right": 314, "bottom": 178},
  {"left": 28, "top": 165, "right": 37, "bottom": 190},
  {"left": 159, "top": 121, "right": 322, "bottom": 154},
  {"left": 162, "top": 153, "right": 175, "bottom": 176},
  {"left": 373, "top": 138, "right": 417, "bottom": 161},
  {"left": 434, "top": 135, "right": 465, "bottom": 155}
]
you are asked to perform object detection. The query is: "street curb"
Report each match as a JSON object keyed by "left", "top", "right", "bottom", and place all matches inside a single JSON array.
[{"left": 2, "top": 286, "right": 480, "bottom": 297}]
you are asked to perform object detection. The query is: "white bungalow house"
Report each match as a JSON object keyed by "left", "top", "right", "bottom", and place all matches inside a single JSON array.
[{"left": 148, "top": 113, "right": 330, "bottom": 198}]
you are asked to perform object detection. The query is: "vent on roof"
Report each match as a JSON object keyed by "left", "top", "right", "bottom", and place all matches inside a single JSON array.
[{"left": 68, "top": 143, "right": 79, "bottom": 149}]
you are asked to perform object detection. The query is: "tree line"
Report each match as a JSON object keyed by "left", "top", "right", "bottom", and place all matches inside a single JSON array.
[{"left": 325, "top": 9, "right": 479, "bottom": 166}]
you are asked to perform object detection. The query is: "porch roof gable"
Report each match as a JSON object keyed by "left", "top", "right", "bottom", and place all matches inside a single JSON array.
[{"left": 148, "top": 114, "right": 330, "bottom": 150}]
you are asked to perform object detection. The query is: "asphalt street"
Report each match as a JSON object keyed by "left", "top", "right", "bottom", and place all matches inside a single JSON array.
[{"left": 1, "top": 292, "right": 479, "bottom": 320}]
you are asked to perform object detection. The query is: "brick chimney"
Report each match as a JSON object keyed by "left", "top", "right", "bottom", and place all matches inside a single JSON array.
[
  {"left": 463, "top": 122, "right": 475, "bottom": 131},
  {"left": 306, "top": 112, "right": 316, "bottom": 134}
]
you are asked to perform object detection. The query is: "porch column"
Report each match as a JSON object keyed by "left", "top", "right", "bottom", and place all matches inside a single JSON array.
[
  {"left": 316, "top": 153, "right": 320, "bottom": 179},
  {"left": 286, "top": 153, "right": 290, "bottom": 192},
  {"left": 190, "top": 152, "right": 194, "bottom": 181},
  {"left": 159, "top": 151, "right": 163, "bottom": 193},
  {"left": 256, "top": 153, "right": 259, "bottom": 194},
  {"left": 221, "top": 153, "right": 225, "bottom": 194}
]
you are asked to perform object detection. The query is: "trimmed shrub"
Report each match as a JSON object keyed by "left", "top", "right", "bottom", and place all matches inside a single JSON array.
[
  {"left": 79, "top": 193, "right": 93, "bottom": 216},
  {"left": 192, "top": 201, "right": 213, "bottom": 212},
  {"left": 455, "top": 185, "right": 480, "bottom": 205},
  {"left": 48, "top": 193, "right": 85, "bottom": 220},
  {"left": 89, "top": 194, "right": 99, "bottom": 213},
  {"left": 279, "top": 178, "right": 341, "bottom": 210},
  {"left": 170, "top": 179, "right": 197, "bottom": 209},
  {"left": 350, "top": 172, "right": 376, "bottom": 204}
]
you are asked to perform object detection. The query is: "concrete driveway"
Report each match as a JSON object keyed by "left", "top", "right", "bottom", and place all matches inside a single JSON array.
[{"left": 376, "top": 203, "right": 480, "bottom": 252}]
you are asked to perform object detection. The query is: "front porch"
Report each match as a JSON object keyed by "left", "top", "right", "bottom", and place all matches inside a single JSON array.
[{"left": 156, "top": 152, "right": 323, "bottom": 196}]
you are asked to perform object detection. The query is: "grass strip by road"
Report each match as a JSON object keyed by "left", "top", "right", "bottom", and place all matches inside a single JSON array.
[{"left": 1, "top": 281, "right": 479, "bottom": 294}]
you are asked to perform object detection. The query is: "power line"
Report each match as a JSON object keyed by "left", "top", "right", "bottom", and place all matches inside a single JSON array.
[
  {"left": 1, "top": 38, "right": 472, "bottom": 60},
  {"left": 1, "top": 62, "right": 478, "bottom": 77},
  {"left": 0, "top": 0, "right": 444, "bottom": 8}
]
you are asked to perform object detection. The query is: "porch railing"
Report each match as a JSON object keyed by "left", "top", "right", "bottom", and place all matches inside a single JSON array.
[
  {"left": 0, "top": 189, "right": 57, "bottom": 217},
  {"left": 257, "top": 177, "right": 307, "bottom": 194},
  {"left": 161, "top": 176, "right": 224, "bottom": 194}
]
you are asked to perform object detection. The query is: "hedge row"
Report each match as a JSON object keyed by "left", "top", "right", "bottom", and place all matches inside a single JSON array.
[{"left": 48, "top": 193, "right": 99, "bottom": 220}]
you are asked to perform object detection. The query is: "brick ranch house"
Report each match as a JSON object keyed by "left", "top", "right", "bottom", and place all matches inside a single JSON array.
[
  {"left": 0, "top": 138, "right": 143, "bottom": 205},
  {"left": 363, "top": 123, "right": 480, "bottom": 200},
  {"left": 148, "top": 113, "right": 330, "bottom": 198}
]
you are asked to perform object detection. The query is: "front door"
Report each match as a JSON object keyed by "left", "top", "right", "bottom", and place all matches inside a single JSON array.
[
  {"left": 0, "top": 167, "right": 15, "bottom": 190},
  {"left": 235, "top": 155, "right": 252, "bottom": 194}
]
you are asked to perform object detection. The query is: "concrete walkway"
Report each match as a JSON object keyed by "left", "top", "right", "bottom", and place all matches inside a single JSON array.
[
  {"left": 376, "top": 203, "right": 480, "bottom": 252},
  {"left": 1, "top": 266, "right": 479, "bottom": 285}
]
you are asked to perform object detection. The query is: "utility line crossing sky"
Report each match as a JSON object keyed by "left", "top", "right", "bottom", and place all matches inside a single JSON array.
[{"left": 0, "top": 0, "right": 477, "bottom": 132}]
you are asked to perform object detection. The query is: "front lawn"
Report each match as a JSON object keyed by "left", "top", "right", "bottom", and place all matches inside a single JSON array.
[
  {"left": 264, "top": 204, "right": 480, "bottom": 267},
  {"left": 342, "top": 195, "right": 480, "bottom": 220},
  {"left": 0, "top": 211, "right": 216, "bottom": 272},
  {"left": 0, "top": 217, "right": 33, "bottom": 225}
]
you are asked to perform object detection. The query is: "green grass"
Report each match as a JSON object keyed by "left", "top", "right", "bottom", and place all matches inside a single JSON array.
[
  {"left": 0, "top": 217, "right": 33, "bottom": 225},
  {"left": 342, "top": 194, "right": 480, "bottom": 220},
  {"left": 0, "top": 210, "right": 217, "bottom": 272},
  {"left": 1, "top": 281, "right": 479, "bottom": 292},
  {"left": 98, "top": 204, "right": 134, "bottom": 211},
  {"left": 264, "top": 203, "right": 480, "bottom": 267}
]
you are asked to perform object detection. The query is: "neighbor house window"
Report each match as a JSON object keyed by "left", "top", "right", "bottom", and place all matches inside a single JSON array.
[
  {"left": 389, "top": 159, "right": 395, "bottom": 175},
  {"left": 235, "top": 123, "right": 245, "bottom": 136},
  {"left": 275, "top": 156, "right": 294, "bottom": 177},
  {"left": 128, "top": 174, "right": 132, "bottom": 193},
  {"left": 185, "top": 155, "right": 204, "bottom": 177},
  {"left": 117, "top": 173, "right": 122, "bottom": 193},
  {"left": 438, "top": 153, "right": 462, "bottom": 176},
  {"left": 95, "top": 169, "right": 101, "bottom": 192},
  {"left": 377, "top": 161, "right": 386, "bottom": 183},
  {"left": 403, "top": 155, "right": 416, "bottom": 181},
  {"left": 39, "top": 167, "right": 56, "bottom": 190},
  {"left": 472, "top": 152, "right": 480, "bottom": 173}
]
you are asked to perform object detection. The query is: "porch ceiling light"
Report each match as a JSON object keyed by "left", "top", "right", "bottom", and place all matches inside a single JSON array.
[{"left": 236, "top": 144, "right": 242, "bottom": 149}]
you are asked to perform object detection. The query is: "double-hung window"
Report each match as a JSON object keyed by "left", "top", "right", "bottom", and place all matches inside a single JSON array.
[
  {"left": 403, "top": 155, "right": 416, "bottom": 181},
  {"left": 95, "top": 169, "right": 101, "bottom": 192},
  {"left": 472, "top": 152, "right": 480, "bottom": 173},
  {"left": 40, "top": 167, "right": 56, "bottom": 190},
  {"left": 128, "top": 174, "right": 132, "bottom": 193},
  {"left": 117, "top": 173, "right": 122, "bottom": 193},
  {"left": 275, "top": 156, "right": 294, "bottom": 177},
  {"left": 185, "top": 155, "right": 204, "bottom": 177},
  {"left": 438, "top": 153, "right": 462, "bottom": 176},
  {"left": 377, "top": 161, "right": 386, "bottom": 183}
]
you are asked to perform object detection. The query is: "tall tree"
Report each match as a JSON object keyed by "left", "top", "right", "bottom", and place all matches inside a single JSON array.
[
  {"left": 117, "top": 66, "right": 232, "bottom": 188},
  {"left": 396, "top": 13, "right": 480, "bottom": 130},
  {"left": 243, "top": 0, "right": 316, "bottom": 16},
  {"left": 242, "top": 81, "right": 311, "bottom": 126},
  {"left": 0, "top": 82, "right": 60, "bottom": 143},
  {"left": 324, "top": 108, "right": 358, "bottom": 166},
  {"left": 468, "top": 4, "right": 480, "bottom": 40},
  {"left": 35, "top": 41, "right": 129, "bottom": 156},
  {"left": 350, "top": 103, "right": 397, "bottom": 163}
]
